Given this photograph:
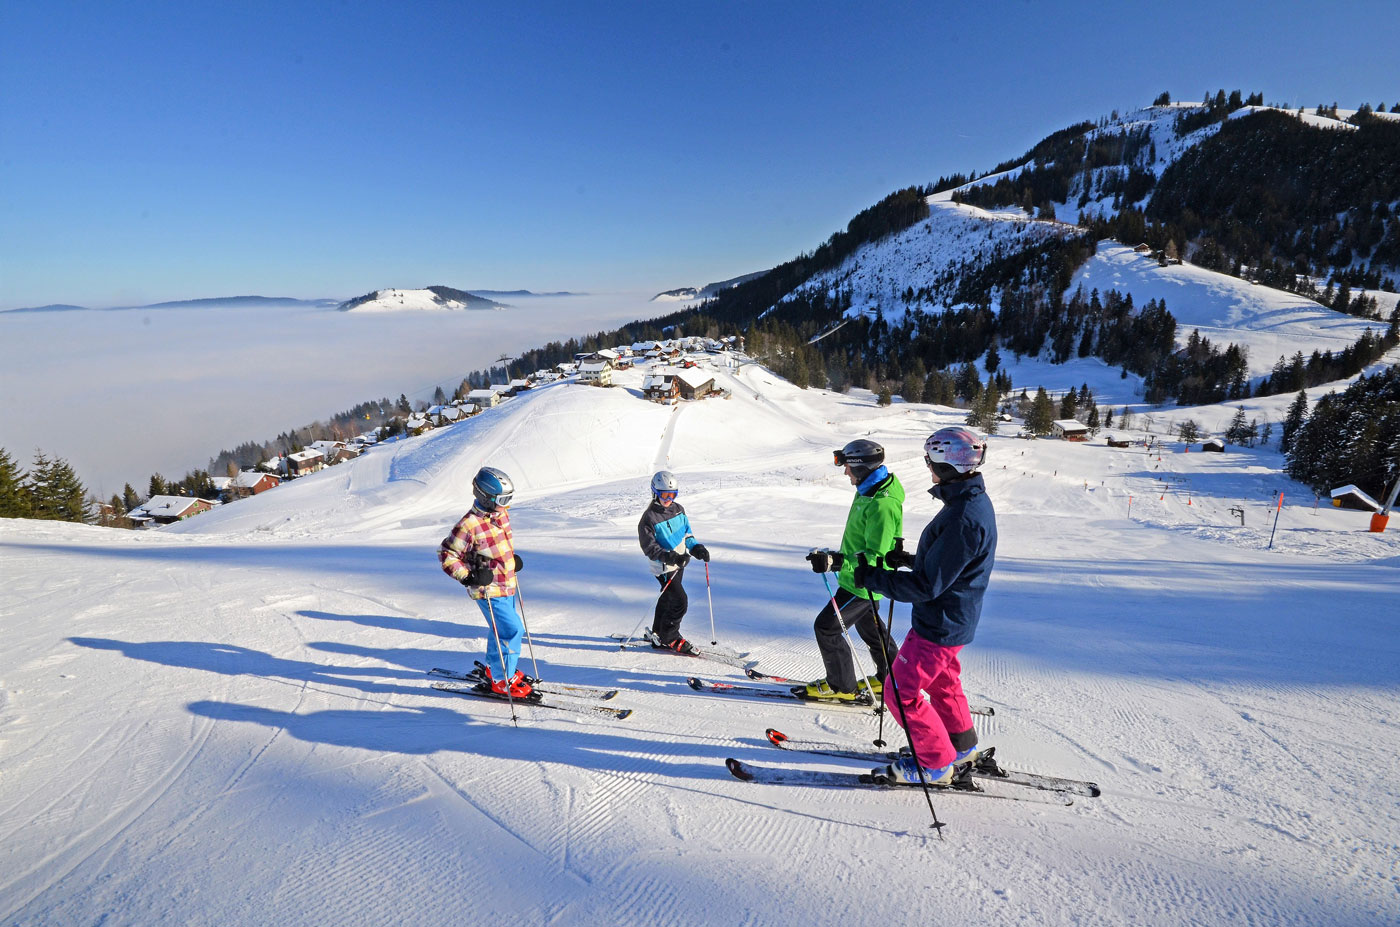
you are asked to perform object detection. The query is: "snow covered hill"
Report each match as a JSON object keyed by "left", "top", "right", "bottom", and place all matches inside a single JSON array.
[
  {"left": 338, "top": 286, "right": 506, "bottom": 312},
  {"left": 3, "top": 354, "right": 1397, "bottom": 926}
]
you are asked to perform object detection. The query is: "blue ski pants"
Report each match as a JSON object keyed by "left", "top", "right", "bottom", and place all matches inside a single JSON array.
[{"left": 476, "top": 593, "right": 524, "bottom": 680}]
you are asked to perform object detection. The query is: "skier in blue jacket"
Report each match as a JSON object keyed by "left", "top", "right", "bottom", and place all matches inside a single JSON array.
[
  {"left": 637, "top": 471, "right": 710, "bottom": 654},
  {"left": 855, "top": 427, "right": 997, "bottom": 787}
]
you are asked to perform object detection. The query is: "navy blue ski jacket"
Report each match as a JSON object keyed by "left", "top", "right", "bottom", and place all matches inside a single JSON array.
[{"left": 861, "top": 473, "right": 997, "bottom": 647}]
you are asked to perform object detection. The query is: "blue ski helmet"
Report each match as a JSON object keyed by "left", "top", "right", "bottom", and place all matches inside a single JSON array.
[{"left": 472, "top": 466, "right": 514, "bottom": 511}]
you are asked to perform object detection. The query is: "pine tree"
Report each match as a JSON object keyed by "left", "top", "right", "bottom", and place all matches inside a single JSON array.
[
  {"left": 1225, "top": 407, "right": 1251, "bottom": 445},
  {"left": 0, "top": 447, "right": 30, "bottom": 518},
  {"left": 1059, "top": 387, "right": 1079, "bottom": 421},
  {"left": 26, "top": 451, "right": 87, "bottom": 522},
  {"left": 1087, "top": 404, "right": 1101, "bottom": 435},
  {"left": 1177, "top": 420, "right": 1200, "bottom": 443},
  {"left": 1119, "top": 407, "right": 1133, "bottom": 430},
  {"left": 122, "top": 483, "right": 141, "bottom": 511},
  {"left": 877, "top": 386, "right": 893, "bottom": 407},
  {"left": 1281, "top": 390, "right": 1309, "bottom": 454},
  {"left": 1026, "top": 387, "right": 1055, "bottom": 436},
  {"left": 984, "top": 343, "right": 1001, "bottom": 374}
]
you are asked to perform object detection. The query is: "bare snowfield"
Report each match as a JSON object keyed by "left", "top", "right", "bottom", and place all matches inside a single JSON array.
[{"left": 3, "top": 359, "right": 1397, "bottom": 926}]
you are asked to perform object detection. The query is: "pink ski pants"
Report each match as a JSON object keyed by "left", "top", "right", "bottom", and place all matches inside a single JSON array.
[{"left": 882, "top": 629, "right": 973, "bottom": 769}]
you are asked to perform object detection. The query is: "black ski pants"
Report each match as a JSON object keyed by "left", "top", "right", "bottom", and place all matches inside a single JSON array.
[
  {"left": 814, "top": 587, "right": 896, "bottom": 694},
  {"left": 652, "top": 567, "right": 688, "bottom": 643}
]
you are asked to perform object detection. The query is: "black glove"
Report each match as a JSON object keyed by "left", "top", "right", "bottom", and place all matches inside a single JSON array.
[
  {"left": 513, "top": 554, "right": 523, "bottom": 572},
  {"left": 852, "top": 551, "right": 884, "bottom": 589},
  {"left": 805, "top": 549, "right": 844, "bottom": 573},
  {"left": 885, "top": 538, "right": 915, "bottom": 571},
  {"left": 463, "top": 563, "right": 494, "bottom": 587},
  {"left": 662, "top": 550, "right": 690, "bottom": 566},
  {"left": 690, "top": 544, "right": 710, "bottom": 562}
]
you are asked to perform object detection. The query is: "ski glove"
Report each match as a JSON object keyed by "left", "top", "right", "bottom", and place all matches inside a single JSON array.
[
  {"left": 463, "top": 563, "right": 494, "bottom": 587},
  {"left": 851, "top": 552, "right": 890, "bottom": 589},
  {"left": 690, "top": 544, "right": 710, "bottom": 562},
  {"left": 805, "top": 549, "right": 843, "bottom": 573},
  {"left": 884, "top": 547, "right": 915, "bottom": 571},
  {"left": 661, "top": 550, "right": 690, "bottom": 566},
  {"left": 513, "top": 554, "right": 523, "bottom": 572}
]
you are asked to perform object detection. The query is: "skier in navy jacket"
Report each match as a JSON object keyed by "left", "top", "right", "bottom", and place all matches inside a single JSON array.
[
  {"left": 855, "top": 427, "right": 997, "bottom": 787},
  {"left": 637, "top": 471, "right": 710, "bottom": 654}
]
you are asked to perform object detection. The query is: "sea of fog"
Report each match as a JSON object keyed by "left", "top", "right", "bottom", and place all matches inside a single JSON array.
[{"left": 0, "top": 294, "right": 670, "bottom": 495}]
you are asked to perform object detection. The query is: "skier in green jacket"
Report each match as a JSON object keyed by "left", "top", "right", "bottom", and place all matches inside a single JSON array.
[{"left": 801, "top": 439, "right": 903, "bottom": 702}]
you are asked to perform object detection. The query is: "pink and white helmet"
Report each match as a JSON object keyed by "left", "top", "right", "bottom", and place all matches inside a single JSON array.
[{"left": 924, "top": 427, "right": 987, "bottom": 474}]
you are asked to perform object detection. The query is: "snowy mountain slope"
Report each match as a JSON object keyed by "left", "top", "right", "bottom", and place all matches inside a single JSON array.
[
  {"left": 1073, "top": 242, "right": 1396, "bottom": 380},
  {"left": 338, "top": 286, "right": 506, "bottom": 312},
  {"left": 783, "top": 192, "right": 1075, "bottom": 323},
  {"left": 3, "top": 354, "right": 1398, "bottom": 926}
]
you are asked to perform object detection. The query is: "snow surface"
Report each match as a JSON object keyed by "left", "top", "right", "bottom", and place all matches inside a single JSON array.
[{"left": 3, "top": 356, "right": 1398, "bottom": 925}]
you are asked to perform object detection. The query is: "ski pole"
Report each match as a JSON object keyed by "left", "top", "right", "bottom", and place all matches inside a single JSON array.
[
  {"left": 856, "top": 551, "right": 944, "bottom": 835},
  {"left": 704, "top": 560, "right": 717, "bottom": 645},
  {"left": 620, "top": 568, "right": 679, "bottom": 649},
  {"left": 819, "top": 570, "right": 878, "bottom": 708},
  {"left": 869, "top": 537, "right": 905, "bottom": 748},
  {"left": 513, "top": 577, "right": 540, "bottom": 682},
  {"left": 483, "top": 594, "right": 518, "bottom": 726}
]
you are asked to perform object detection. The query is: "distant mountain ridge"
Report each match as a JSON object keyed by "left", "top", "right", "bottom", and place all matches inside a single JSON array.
[
  {"left": 653, "top": 270, "right": 768, "bottom": 302},
  {"left": 336, "top": 286, "right": 509, "bottom": 313},
  {"left": 3, "top": 296, "right": 339, "bottom": 313}
]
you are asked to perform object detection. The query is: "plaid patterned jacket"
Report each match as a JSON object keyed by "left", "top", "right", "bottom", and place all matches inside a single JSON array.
[{"left": 438, "top": 505, "right": 517, "bottom": 599}]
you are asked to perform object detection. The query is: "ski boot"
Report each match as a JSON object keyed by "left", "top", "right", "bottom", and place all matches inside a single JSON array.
[
  {"left": 652, "top": 634, "right": 698, "bottom": 655},
  {"left": 482, "top": 667, "right": 535, "bottom": 699},
  {"left": 874, "top": 755, "right": 957, "bottom": 787},
  {"left": 793, "top": 679, "right": 870, "bottom": 704}
]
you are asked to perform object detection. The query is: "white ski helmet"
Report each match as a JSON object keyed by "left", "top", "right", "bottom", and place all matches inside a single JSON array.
[
  {"left": 651, "top": 470, "right": 679, "bottom": 498},
  {"left": 924, "top": 427, "right": 987, "bottom": 477},
  {"left": 472, "top": 466, "right": 514, "bottom": 510}
]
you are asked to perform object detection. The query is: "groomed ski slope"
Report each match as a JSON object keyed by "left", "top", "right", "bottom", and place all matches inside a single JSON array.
[{"left": 2, "top": 361, "right": 1398, "bottom": 926}]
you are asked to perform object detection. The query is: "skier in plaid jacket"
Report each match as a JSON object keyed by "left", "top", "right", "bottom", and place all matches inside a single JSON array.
[{"left": 439, "top": 466, "right": 530, "bottom": 697}]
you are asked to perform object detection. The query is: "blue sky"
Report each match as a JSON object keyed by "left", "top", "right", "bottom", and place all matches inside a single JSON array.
[{"left": 2, "top": 0, "right": 1396, "bottom": 309}]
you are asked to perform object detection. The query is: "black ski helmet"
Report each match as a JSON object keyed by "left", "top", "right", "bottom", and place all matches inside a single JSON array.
[
  {"left": 833, "top": 439, "right": 885, "bottom": 479},
  {"left": 472, "top": 466, "right": 514, "bottom": 511}
]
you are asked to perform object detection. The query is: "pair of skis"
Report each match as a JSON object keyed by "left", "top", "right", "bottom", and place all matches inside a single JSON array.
[
  {"left": 429, "top": 664, "right": 632, "bottom": 720},
  {"left": 760, "top": 729, "right": 1100, "bottom": 797},
  {"left": 686, "top": 676, "right": 996, "bottom": 717},
  {"left": 609, "top": 630, "right": 753, "bottom": 669},
  {"left": 725, "top": 730, "right": 1099, "bottom": 805}
]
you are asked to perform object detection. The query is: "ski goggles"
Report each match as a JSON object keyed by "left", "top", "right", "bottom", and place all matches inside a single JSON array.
[
  {"left": 490, "top": 489, "right": 514, "bottom": 506},
  {"left": 832, "top": 449, "right": 852, "bottom": 467},
  {"left": 656, "top": 490, "right": 678, "bottom": 503}
]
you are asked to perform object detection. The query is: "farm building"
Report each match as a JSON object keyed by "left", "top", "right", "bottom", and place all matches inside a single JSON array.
[
  {"left": 1330, "top": 485, "right": 1381, "bottom": 512},
  {"left": 579, "top": 361, "right": 613, "bottom": 386},
  {"left": 1051, "top": 419, "right": 1090, "bottom": 441},
  {"left": 642, "top": 373, "right": 679, "bottom": 403},
  {"left": 673, "top": 368, "right": 716, "bottom": 400},
  {"left": 287, "top": 449, "right": 327, "bottom": 475},
  {"left": 128, "top": 495, "right": 216, "bottom": 527}
]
